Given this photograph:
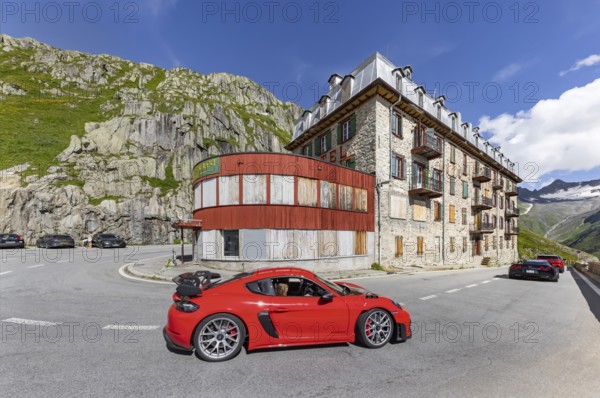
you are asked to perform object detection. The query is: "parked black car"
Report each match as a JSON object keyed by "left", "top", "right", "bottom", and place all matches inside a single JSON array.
[
  {"left": 36, "top": 234, "right": 76, "bottom": 249},
  {"left": 0, "top": 233, "right": 25, "bottom": 249},
  {"left": 509, "top": 260, "right": 559, "bottom": 282},
  {"left": 92, "top": 233, "right": 126, "bottom": 249}
]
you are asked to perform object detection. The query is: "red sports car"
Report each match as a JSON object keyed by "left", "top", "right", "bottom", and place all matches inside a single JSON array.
[{"left": 163, "top": 267, "right": 411, "bottom": 362}]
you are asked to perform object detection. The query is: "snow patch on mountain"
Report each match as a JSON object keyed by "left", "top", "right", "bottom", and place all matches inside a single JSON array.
[{"left": 540, "top": 184, "right": 600, "bottom": 201}]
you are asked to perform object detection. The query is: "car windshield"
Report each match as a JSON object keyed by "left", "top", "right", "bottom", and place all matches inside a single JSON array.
[
  {"left": 538, "top": 255, "right": 559, "bottom": 259},
  {"left": 99, "top": 234, "right": 117, "bottom": 239},
  {"left": 314, "top": 274, "right": 346, "bottom": 295}
]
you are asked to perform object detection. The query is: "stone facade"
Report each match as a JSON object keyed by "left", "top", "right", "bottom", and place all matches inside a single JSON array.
[{"left": 287, "top": 53, "right": 521, "bottom": 268}]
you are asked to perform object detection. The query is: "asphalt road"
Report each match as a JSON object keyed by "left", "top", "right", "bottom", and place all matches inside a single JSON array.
[{"left": 1, "top": 246, "right": 599, "bottom": 398}]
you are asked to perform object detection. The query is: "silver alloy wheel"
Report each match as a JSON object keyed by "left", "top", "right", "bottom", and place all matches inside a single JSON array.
[
  {"left": 197, "top": 318, "right": 241, "bottom": 360},
  {"left": 365, "top": 310, "right": 392, "bottom": 346}
]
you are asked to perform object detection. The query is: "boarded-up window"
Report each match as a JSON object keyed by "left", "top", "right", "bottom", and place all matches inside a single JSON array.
[
  {"left": 339, "top": 185, "right": 353, "bottom": 210},
  {"left": 202, "top": 178, "right": 217, "bottom": 207},
  {"left": 433, "top": 202, "right": 441, "bottom": 221},
  {"left": 413, "top": 200, "right": 427, "bottom": 221},
  {"left": 298, "top": 177, "right": 318, "bottom": 207},
  {"left": 493, "top": 236, "right": 497, "bottom": 250},
  {"left": 318, "top": 230, "right": 338, "bottom": 257},
  {"left": 417, "top": 236, "right": 424, "bottom": 255},
  {"left": 395, "top": 236, "right": 403, "bottom": 257},
  {"left": 462, "top": 208, "right": 467, "bottom": 225},
  {"left": 463, "top": 237, "right": 468, "bottom": 253},
  {"left": 390, "top": 194, "right": 407, "bottom": 219},
  {"left": 354, "top": 188, "right": 367, "bottom": 212},
  {"left": 485, "top": 236, "right": 489, "bottom": 251},
  {"left": 449, "top": 205, "right": 456, "bottom": 223},
  {"left": 243, "top": 175, "right": 266, "bottom": 204},
  {"left": 450, "top": 237, "right": 455, "bottom": 253},
  {"left": 194, "top": 183, "right": 202, "bottom": 209},
  {"left": 270, "top": 175, "right": 294, "bottom": 205},
  {"left": 219, "top": 175, "right": 239, "bottom": 206},
  {"left": 354, "top": 231, "right": 367, "bottom": 255},
  {"left": 320, "top": 181, "right": 337, "bottom": 209},
  {"left": 338, "top": 231, "right": 354, "bottom": 256}
]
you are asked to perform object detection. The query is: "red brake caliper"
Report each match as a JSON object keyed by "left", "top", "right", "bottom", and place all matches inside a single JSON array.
[{"left": 366, "top": 319, "right": 372, "bottom": 336}]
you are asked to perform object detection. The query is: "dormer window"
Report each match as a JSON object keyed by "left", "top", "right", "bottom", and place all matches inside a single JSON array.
[
  {"left": 437, "top": 104, "right": 442, "bottom": 119},
  {"left": 418, "top": 91, "right": 424, "bottom": 107}
]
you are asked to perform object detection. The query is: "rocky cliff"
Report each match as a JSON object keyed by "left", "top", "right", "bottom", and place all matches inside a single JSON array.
[{"left": 0, "top": 35, "right": 302, "bottom": 244}]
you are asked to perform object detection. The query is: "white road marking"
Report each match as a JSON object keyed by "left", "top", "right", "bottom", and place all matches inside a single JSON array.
[
  {"left": 465, "top": 284, "right": 478, "bottom": 288},
  {"left": 572, "top": 268, "right": 600, "bottom": 296},
  {"left": 0, "top": 271, "right": 13, "bottom": 276},
  {"left": 2, "top": 318, "right": 57, "bottom": 326},
  {"left": 481, "top": 280, "right": 492, "bottom": 284},
  {"left": 118, "top": 263, "right": 174, "bottom": 285},
  {"left": 102, "top": 325, "right": 160, "bottom": 331},
  {"left": 446, "top": 288, "right": 461, "bottom": 293},
  {"left": 27, "top": 264, "right": 45, "bottom": 269},
  {"left": 420, "top": 295, "right": 437, "bottom": 300}
]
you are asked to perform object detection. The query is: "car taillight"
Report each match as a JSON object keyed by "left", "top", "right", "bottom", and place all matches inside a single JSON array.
[
  {"left": 175, "top": 301, "right": 199, "bottom": 313},
  {"left": 511, "top": 264, "right": 522, "bottom": 269}
]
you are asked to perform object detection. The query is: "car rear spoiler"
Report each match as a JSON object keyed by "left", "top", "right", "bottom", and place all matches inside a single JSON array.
[{"left": 172, "top": 271, "right": 222, "bottom": 297}]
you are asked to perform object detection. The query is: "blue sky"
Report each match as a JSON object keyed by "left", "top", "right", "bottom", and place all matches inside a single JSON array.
[{"left": 2, "top": 0, "right": 600, "bottom": 188}]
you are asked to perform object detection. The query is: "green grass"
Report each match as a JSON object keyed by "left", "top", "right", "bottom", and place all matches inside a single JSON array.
[
  {"left": 141, "top": 157, "right": 180, "bottom": 195},
  {"left": 54, "top": 179, "right": 85, "bottom": 188},
  {"left": 518, "top": 228, "right": 592, "bottom": 264}
]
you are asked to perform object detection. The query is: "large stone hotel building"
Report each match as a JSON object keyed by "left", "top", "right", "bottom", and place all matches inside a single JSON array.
[{"left": 190, "top": 53, "right": 521, "bottom": 271}]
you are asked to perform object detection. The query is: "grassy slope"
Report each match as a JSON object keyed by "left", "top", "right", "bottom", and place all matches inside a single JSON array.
[{"left": 518, "top": 228, "right": 596, "bottom": 264}]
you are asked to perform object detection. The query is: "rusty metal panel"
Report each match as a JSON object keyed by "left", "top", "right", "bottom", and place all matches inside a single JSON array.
[
  {"left": 339, "top": 185, "right": 352, "bottom": 210},
  {"left": 270, "top": 175, "right": 294, "bottom": 205},
  {"left": 219, "top": 175, "right": 239, "bottom": 206},
  {"left": 243, "top": 174, "right": 267, "bottom": 205},
  {"left": 298, "top": 177, "right": 317, "bottom": 207},
  {"left": 194, "top": 183, "right": 202, "bottom": 210},
  {"left": 202, "top": 178, "right": 217, "bottom": 208}
]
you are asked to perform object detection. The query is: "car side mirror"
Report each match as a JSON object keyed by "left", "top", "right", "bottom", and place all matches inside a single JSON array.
[{"left": 319, "top": 292, "right": 334, "bottom": 302}]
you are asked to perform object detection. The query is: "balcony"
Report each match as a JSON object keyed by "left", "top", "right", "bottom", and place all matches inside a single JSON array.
[
  {"left": 492, "top": 178, "right": 503, "bottom": 190},
  {"left": 409, "top": 176, "right": 443, "bottom": 198},
  {"left": 471, "top": 195, "right": 493, "bottom": 210},
  {"left": 412, "top": 130, "right": 442, "bottom": 159},
  {"left": 472, "top": 166, "right": 492, "bottom": 182},
  {"left": 470, "top": 222, "right": 494, "bottom": 234},
  {"left": 505, "top": 226, "right": 520, "bottom": 236},
  {"left": 505, "top": 184, "right": 518, "bottom": 196},
  {"left": 505, "top": 207, "right": 520, "bottom": 217}
]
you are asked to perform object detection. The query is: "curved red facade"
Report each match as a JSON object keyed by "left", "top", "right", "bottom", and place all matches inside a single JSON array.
[{"left": 192, "top": 153, "right": 375, "bottom": 232}]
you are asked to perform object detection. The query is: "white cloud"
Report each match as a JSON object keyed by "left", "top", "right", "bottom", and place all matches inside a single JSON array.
[
  {"left": 479, "top": 78, "right": 600, "bottom": 183},
  {"left": 493, "top": 63, "right": 523, "bottom": 82},
  {"left": 143, "top": 0, "right": 179, "bottom": 17},
  {"left": 559, "top": 54, "right": 600, "bottom": 76}
]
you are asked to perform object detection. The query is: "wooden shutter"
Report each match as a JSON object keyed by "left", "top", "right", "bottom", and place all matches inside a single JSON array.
[
  {"left": 314, "top": 138, "right": 320, "bottom": 156},
  {"left": 402, "top": 158, "right": 407, "bottom": 180},
  {"left": 395, "top": 236, "right": 403, "bottom": 257},
  {"left": 417, "top": 236, "right": 424, "bottom": 255},
  {"left": 350, "top": 114, "right": 357, "bottom": 138},
  {"left": 354, "top": 231, "right": 367, "bottom": 255},
  {"left": 449, "top": 205, "right": 455, "bottom": 223}
]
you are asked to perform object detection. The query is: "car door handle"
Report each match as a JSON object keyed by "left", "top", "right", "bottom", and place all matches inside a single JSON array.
[{"left": 271, "top": 307, "right": 289, "bottom": 313}]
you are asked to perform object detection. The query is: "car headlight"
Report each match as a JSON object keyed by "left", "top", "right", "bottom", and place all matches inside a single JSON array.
[{"left": 391, "top": 299, "right": 403, "bottom": 309}]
